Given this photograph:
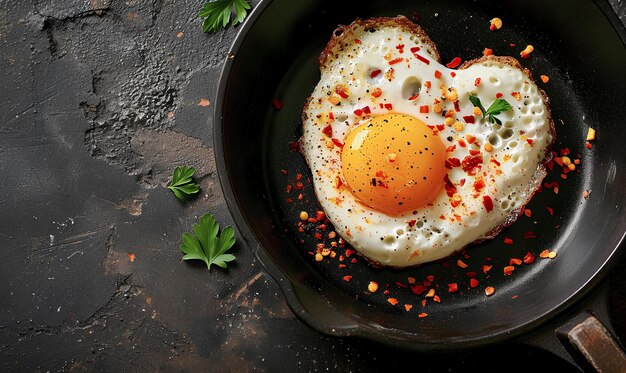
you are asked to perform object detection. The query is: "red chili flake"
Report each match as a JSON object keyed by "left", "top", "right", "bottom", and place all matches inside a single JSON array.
[
  {"left": 128, "top": 253, "right": 136, "bottom": 262},
  {"left": 443, "top": 174, "right": 457, "bottom": 197},
  {"left": 350, "top": 258, "right": 357, "bottom": 264},
  {"left": 371, "top": 88, "right": 383, "bottom": 98},
  {"left": 362, "top": 106, "right": 371, "bottom": 114},
  {"left": 389, "top": 57, "right": 404, "bottom": 65},
  {"left": 434, "top": 70, "right": 442, "bottom": 79},
  {"left": 433, "top": 295, "right": 441, "bottom": 303},
  {"left": 446, "top": 145, "right": 457, "bottom": 153},
  {"left": 524, "top": 231, "right": 537, "bottom": 239},
  {"left": 463, "top": 115, "right": 475, "bottom": 124},
  {"left": 331, "top": 138, "right": 343, "bottom": 148},
  {"left": 461, "top": 155, "right": 483, "bottom": 174},
  {"left": 504, "top": 266, "right": 515, "bottom": 276},
  {"left": 384, "top": 103, "right": 393, "bottom": 110},
  {"left": 388, "top": 298, "right": 399, "bottom": 306},
  {"left": 316, "top": 211, "right": 326, "bottom": 221},
  {"left": 470, "top": 278, "right": 479, "bottom": 288},
  {"left": 445, "top": 57, "right": 462, "bottom": 68},
  {"left": 503, "top": 237, "right": 514, "bottom": 245},
  {"left": 335, "top": 89, "right": 348, "bottom": 99},
  {"left": 448, "top": 283, "right": 458, "bottom": 293},
  {"left": 450, "top": 71, "right": 456, "bottom": 78},
  {"left": 445, "top": 158, "right": 461, "bottom": 169},
  {"left": 546, "top": 207, "right": 554, "bottom": 215},
  {"left": 510, "top": 43, "right": 516, "bottom": 47},
  {"left": 407, "top": 220, "right": 417, "bottom": 227},
  {"left": 314, "top": 232, "right": 322, "bottom": 239},
  {"left": 482, "top": 265, "right": 492, "bottom": 274},
  {"left": 418, "top": 312, "right": 428, "bottom": 318},
  {"left": 355, "top": 39, "right": 361, "bottom": 44},
  {"left": 585, "top": 142, "right": 593, "bottom": 149},
  {"left": 527, "top": 138, "right": 534, "bottom": 146},
  {"left": 453, "top": 100, "right": 461, "bottom": 112},
  {"left": 272, "top": 98, "right": 283, "bottom": 110},
  {"left": 435, "top": 124, "right": 444, "bottom": 131},
  {"left": 483, "top": 48, "right": 493, "bottom": 56},
  {"left": 288, "top": 141, "right": 299, "bottom": 152},
  {"left": 295, "top": 173, "right": 302, "bottom": 180},
  {"left": 353, "top": 109, "right": 363, "bottom": 116},
  {"left": 322, "top": 125, "right": 332, "bottom": 138},
  {"left": 370, "top": 69, "right": 382, "bottom": 78},
  {"left": 469, "top": 149, "right": 481, "bottom": 156},
  {"left": 482, "top": 196, "right": 494, "bottom": 213},
  {"left": 524, "top": 208, "right": 532, "bottom": 217},
  {"left": 285, "top": 185, "right": 292, "bottom": 193},
  {"left": 413, "top": 53, "right": 430, "bottom": 65},
  {"left": 329, "top": 112, "right": 334, "bottom": 120},
  {"left": 280, "top": 169, "right": 287, "bottom": 175},
  {"left": 395, "top": 44, "right": 405, "bottom": 52},
  {"left": 495, "top": 92, "right": 503, "bottom": 99},
  {"left": 408, "top": 93, "right": 419, "bottom": 101},
  {"left": 345, "top": 248, "right": 356, "bottom": 258},
  {"left": 343, "top": 275, "right": 352, "bottom": 282},
  {"left": 510, "top": 258, "right": 523, "bottom": 266},
  {"left": 474, "top": 77, "right": 482, "bottom": 87},
  {"left": 523, "top": 252, "right": 535, "bottom": 264},
  {"left": 458, "top": 139, "right": 467, "bottom": 148},
  {"left": 410, "top": 46, "right": 420, "bottom": 53},
  {"left": 419, "top": 105, "right": 429, "bottom": 113},
  {"left": 473, "top": 179, "right": 486, "bottom": 192},
  {"left": 411, "top": 284, "right": 428, "bottom": 295}
]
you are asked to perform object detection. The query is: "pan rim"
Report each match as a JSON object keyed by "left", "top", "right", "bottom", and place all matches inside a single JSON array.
[{"left": 214, "top": 0, "right": 626, "bottom": 351}]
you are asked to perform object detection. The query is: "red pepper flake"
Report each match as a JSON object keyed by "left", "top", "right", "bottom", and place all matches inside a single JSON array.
[
  {"left": 495, "top": 92, "right": 503, "bottom": 99},
  {"left": 389, "top": 57, "right": 404, "bottom": 65},
  {"left": 384, "top": 103, "right": 393, "bottom": 110},
  {"left": 419, "top": 105, "right": 430, "bottom": 113},
  {"left": 395, "top": 44, "right": 405, "bottom": 52},
  {"left": 353, "top": 109, "right": 363, "bottom": 116},
  {"left": 458, "top": 139, "right": 467, "bottom": 148},
  {"left": 418, "top": 312, "right": 428, "bottom": 318},
  {"left": 370, "top": 69, "right": 382, "bottom": 78},
  {"left": 294, "top": 181, "right": 304, "bottom": 190},
  {"left": 413, "top": 52, "right": 430, "bottom": 65},
  {"left": 446, "top": 145, "right": 456, "bottom": 153},
  {"left": 434, "top": 70, "right": 442, "bottom": 79},
  {"left": 443, "top": 174, "right": 457, "bottom": 197},
  {"left": 454, "top": 100, "right": 461, "bottom": 112},
  {"left": 128, "top": 253, "right": 136, "bottom": 262},
  {"left": 461, "top": 155, "right": 483, "bottom": 175},
  {"left": 387, "top": 298, "right": 399, "bottom": 306},
  {"left": 335, "top": 89, "right": 348, "bottom": 99},
  {"left": 280, "top": 169, "right": 287, "bottom": 175},
  {"left": 504, "top": 266, "right": 515, "bottom": 275},
  {"left": 445, "top": 158, "right": 461, "bottom": 169},
  {"left": 411, "top": 284, "right": 427, "bottom": 295},
  {"left": 322, "top": 125, "right": 332, "bottom": 138},
  {"left": 331, "top": 138, "right": 343, "bottom": 148},
  {"left": 510, "top": 258, "right": 522, "bottom": 266},
  {"left": 343, "top": 275, "right": 352, "bottom": 282},
  {"left": 450, "top": 71, "right": 456, "bottom": 78},
  {"left": 527, "top": 138, "right": 534, "bottom": 146},
  {"left": 355, "top": 39, "right": 361, "bottom": 44},
  {"left": 469, "top": 149, "right": 481, "bottom": 156},
  {"left": 523, "top": 252, "right": 535, "bottom": 264},
  {"left": 546, "top": 207, "right": 554, "bottom": 216},
  {"left": 485, "top": 287, "right": 495, "bottom": 296},
  {"left": 445, "top": 57, "right": 462, "bottom": 68},
  {"left": 524, "top": 209, "right": 532, "bottom": 217},
  {"left": 288, "top": 141, "right": 299, "bottom": 152},
  {"left": 407, "top": 220, "right": 417, "bottom": 227},
  {"left": 408, "top": 93, "right": 419, "bottom": 101},
  {"left": 271, "top": 98, "right": 283, "bottom": 110},
  {"left": 503, "top": 237, "right": 514, "bottom": 245},
  {"left": 363, "top": 106, "right": 371, "bottom": 114},
  {"left": 345, "top": 248, "right": 356, "bottom": 257},
  {"left": 482, "top": 265, "right": 492, "bottom": 274},
  {"left": 433, "top": 295, "right": 441, "bottom": 303},
  {"left": 448, "top": 283, "right": 458, "bottom": 293},
  {"left": 404, "top": 304, "right": 413, "bottom": 312},
  {"left": 483, "top": 48, "right": 493, "bottom": 56},
  {"left": 473, "top": 179, "right": 486, "bottom": 192},
  {"left": 463, "top": 115, "right": 476, "bottom": 124},
  {"left": 470, "top": 278, "right": 479, "bottom": 288},
  {"left": 474, "top": 77, "right": 482, "bottom": 87},
  {"left": 316, "top": 211, "right": 326, "bottom": 221},
  {"left": 436, "top": 124, "right": 445, "bottom": 132},
  {"left": 585, "top": 141, "right": 593, "bottom": 149},
  {"left": 457, "top": 259, "right": 468, "bottom": 269}
]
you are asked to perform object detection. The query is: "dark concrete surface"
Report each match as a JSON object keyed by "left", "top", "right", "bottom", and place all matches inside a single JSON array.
[{"left": 1, "top": 0, "right": 625, "bottom": 372}]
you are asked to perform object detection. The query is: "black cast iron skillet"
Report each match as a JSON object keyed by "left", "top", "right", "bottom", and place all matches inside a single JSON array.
[{"left": 215, "top": 0, "right": 626, "bottom": 370}]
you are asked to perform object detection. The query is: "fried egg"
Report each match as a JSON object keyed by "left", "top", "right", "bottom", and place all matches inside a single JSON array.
[{"left": 301, "top": 16, "right": 554, "bottom": 267}]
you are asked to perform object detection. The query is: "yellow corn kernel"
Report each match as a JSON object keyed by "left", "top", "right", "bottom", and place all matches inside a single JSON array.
[{"left": 453, "top": 121, "right": 464, "bottom": 131}]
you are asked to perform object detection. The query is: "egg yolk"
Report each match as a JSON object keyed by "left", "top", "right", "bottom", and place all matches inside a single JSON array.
[{"left": 341, "top": 113, "right": 446, "bottom": 215}]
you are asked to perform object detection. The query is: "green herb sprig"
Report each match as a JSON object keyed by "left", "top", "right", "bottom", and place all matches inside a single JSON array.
[
  {"left": 199, "top": 0, "right": 251, "bottom": 33},
  {"left": 168, "top": 166, "right": 200, "bottom": 200},
  {"left": 181, "top": 214, "right": 236, "bottom": 270},
  {"left": 469, "top": 94, "right": 513, "bottom": 125}
]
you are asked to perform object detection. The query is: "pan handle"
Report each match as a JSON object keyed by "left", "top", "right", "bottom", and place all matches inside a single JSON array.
[{"left": 521, "top": 280, "right": 626, "bottom": 372}]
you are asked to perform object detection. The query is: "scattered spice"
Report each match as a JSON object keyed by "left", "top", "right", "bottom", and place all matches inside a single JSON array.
[
  {"left": 128, "top": 253, "right": 136, "bottom": 262},
  {"left": 489, "top": 17, "right": 503, "bottom": 31},
  {"left": 485, "top": 286, "right": 495, "bottom": 296},
  {"left": 198, "top": 98, "right": 211, "bottom": 107}
]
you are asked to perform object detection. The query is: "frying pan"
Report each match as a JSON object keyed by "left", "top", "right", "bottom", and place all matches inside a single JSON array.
[{"left": 214, "top": 0, "right": 626, "bottom": 370}]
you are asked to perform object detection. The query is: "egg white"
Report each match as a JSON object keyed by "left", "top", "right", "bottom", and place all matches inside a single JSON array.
[{"left": 301, "top": 17, "right": 553, "bottom": 267}]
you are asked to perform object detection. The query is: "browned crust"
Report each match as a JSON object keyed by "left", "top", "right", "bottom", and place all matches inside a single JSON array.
[{"left": 317, "top": 16, "right": 441, "bottom": 69}]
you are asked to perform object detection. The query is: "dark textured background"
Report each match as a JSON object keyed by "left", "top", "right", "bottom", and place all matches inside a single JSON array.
[{"left": 1, "top": 0, "right": 625, "bottom": 371}]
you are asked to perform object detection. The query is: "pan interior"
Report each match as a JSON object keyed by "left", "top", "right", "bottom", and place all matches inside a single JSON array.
[{"left": 219, "top": 0, "right": 626, "bottom": 346}]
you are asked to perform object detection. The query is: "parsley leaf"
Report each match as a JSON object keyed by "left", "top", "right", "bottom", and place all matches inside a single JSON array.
[
  {"left": 199, "top": 0, "right": 251, "bottom": 33},
  {"left": 168, "top": 166, "right": 200, "bottom": 200},
  {"left": 469, "top": 95, "right": 512, "bottom": 125},
  {"left": 180, "top": 214, "right": 237, "bottom": 270}
]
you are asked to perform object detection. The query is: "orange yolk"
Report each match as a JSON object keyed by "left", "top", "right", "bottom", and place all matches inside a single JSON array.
[{"left": 341, "top": 113, "right": 446, "bottom": 215}]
